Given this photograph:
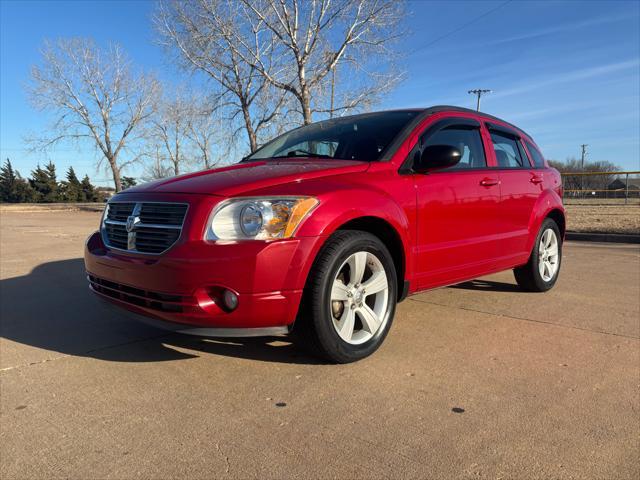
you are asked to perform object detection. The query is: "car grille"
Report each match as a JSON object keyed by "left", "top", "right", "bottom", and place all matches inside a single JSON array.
[
  {"left": 102, "top": 202, "right": 188, "bottom": 254},
  {"left": 88, "top": 275, "right": 194, "bottom": 313}
]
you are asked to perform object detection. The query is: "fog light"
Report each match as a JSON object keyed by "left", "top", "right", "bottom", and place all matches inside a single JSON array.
[{"left": 222, "top": 289, "right": 238, "bottom": 311}]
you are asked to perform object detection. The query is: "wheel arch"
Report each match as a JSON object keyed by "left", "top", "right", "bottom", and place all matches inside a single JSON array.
[
  {"left": 525, "top": 189, "right": 566, "bottom": 252},
  {"left": 335, "top": 216, "right": 407, "bottom": 301},
  {"left": 546, "top": 208, "right": 566, "bottom": 238}
]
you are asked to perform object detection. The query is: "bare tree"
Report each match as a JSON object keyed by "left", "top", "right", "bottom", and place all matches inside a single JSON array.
[
  {"left": 147, "top": 92, "right": 194, "bottom": 176},
  {"left": 27, "top": 38, "right": 160, "bottom": 192},
  {"left": 549, "top": 158, "right": 621, "bottom": 195},
  {"left": 157, "top": 0, "right": 290, "bottom": 153},
  {"left": 239, "top": 0, "right": 405, "bottom": 124},
  {"left": 186, "top": 103, "right": 227, "bottom": 169},
  {"left": 143, "top": 145, "right": 174, "bottom": 181}
]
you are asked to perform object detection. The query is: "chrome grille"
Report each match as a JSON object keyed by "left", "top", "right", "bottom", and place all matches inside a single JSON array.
[
  {"left": 102, "top": 201, "right": 188, "bottom": 254},
  {"left": 106, "top": 202, "right": 136, "bottom": 222}
]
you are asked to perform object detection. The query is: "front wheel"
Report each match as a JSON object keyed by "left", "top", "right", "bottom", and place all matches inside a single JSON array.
[
  {"left": 514, "top": 218, "right": 562, "bottom": 292},
  {"left": 296, "top": 230, "right": 397, "bottom": 363}
]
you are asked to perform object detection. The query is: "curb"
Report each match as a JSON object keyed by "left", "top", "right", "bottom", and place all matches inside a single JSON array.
[{"left": 566, "top": 232, "right": 640, "bottom": 244}]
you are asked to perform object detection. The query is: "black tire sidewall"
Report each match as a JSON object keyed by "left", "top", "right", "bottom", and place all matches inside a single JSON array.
[{"left": 311, "top": 233, "right": 397, "bottom": 362}]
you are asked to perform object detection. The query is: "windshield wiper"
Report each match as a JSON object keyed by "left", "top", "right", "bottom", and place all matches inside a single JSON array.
[{"left": 271, "top": 149, "right": 333, "bottom": 159}]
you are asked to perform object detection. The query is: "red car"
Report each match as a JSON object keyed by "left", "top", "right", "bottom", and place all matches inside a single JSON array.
[{"left": 85, "top": 106, "right": 564, "bottom": 363}]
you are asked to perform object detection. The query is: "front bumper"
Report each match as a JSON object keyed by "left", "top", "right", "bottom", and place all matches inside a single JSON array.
[
  {"left": 98, "top": 300, "right": 290, "bottom": 337},
  {"left": 85, "top": 228, "right": 323, "bottom": 331}
]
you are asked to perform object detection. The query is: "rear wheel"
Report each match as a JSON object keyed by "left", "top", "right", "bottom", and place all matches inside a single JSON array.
[
  {"left": 514, "top": 218, "right": 562, "bottom": 292},
  {"left": 296, "top": 230, "right": 397, "bottom": 363}
]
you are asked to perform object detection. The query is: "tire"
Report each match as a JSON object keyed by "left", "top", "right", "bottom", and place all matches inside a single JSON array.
[
  {"left": 514, "top": 218, "right": 562, "bottom": 292},
  {"left": 295, "top": 230, "right": 397, "bottom": 363}
]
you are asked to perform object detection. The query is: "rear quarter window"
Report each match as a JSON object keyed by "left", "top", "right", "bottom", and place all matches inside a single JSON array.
[
  {"left": 490, "top": 132, "right": 525, "bottom": 168},
  {"left": 525, "top": 140, "right": 546, "bottom": 168}
]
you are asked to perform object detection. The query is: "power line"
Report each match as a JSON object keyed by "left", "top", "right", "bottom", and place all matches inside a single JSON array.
[
  {"left": 411, "top": 0, "right": 514, "bottom": 54},
  {"left": 468, "top": 89, "right": 492, "bottom": 111}
]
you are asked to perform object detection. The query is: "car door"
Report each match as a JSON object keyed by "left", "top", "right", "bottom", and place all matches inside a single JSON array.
[
  {"left": 412, "top": 117, "right": 501, "bottom": 289},
  {"left": 487, "top": 125, "right": 543, "bottom": 263}
]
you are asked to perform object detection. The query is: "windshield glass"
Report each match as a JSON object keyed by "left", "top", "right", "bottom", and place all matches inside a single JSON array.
[{"left": 246, "top": 110, "right": 420, "bottom": 162}]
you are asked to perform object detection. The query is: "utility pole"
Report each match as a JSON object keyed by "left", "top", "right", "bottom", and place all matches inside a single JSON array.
[
  {"left": 580, "top": 144, "right": 588, "bottom": 170},
  {"left": 468, "top": 89, "right": 492, "bottom": 111},
  {"left": 580, "top": 144, "right": 588, "bottom": 199}
]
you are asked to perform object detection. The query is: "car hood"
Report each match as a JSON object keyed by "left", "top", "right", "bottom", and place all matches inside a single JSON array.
[{"left": 122, "top": 159, "right": 370, "bottom": 197}]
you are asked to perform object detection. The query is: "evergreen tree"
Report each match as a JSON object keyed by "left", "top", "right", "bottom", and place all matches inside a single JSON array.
[
  {"left": 43, "top": 161, "right": 59, "bottom": 202},
  {"left": 121, "top": 176, "right": 137, "bottom": 190},
  {"left": 1, "top": 159, "right": 37, "bottom": 202},
  {"left": 30, "top": 162, "right": 59, "bottom": 202},
  {"left": 15, "top": 174, "right": 37, "bottom": 202},
  {"left": 61, "top": 166, "right": 82, "bottom": 202},
  {"left": 80, "top": 175, "right": 98, "bottom": 202},
  {"left": 0, "top": 158, "right": 18, "bottom": 202}
]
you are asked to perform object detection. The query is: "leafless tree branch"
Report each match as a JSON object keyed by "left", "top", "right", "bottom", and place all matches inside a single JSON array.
[{"left": 27, "top": 38, "right": 160, "bottom": 192}]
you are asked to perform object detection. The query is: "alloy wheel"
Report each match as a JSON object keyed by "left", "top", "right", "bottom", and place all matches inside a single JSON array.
[
  {"left": 538, "top": 228, "right": 559, "bottom": 282},
  {"left": 329, "top": 251, "right": 390, "bottom": 345}
]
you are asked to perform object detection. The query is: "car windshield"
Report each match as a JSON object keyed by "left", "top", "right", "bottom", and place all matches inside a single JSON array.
[{"left": 245, "top": 111, "right": 420, "bottom": 162}]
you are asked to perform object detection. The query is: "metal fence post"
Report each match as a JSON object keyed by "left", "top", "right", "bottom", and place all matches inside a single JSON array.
[{"left": 625, "top": 173, "right": 629, "bottom": 205}]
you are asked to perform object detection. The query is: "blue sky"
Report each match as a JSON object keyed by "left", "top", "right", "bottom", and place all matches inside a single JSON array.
[{"left": 1, "top": 0, "right": 639, "bottom": 186}]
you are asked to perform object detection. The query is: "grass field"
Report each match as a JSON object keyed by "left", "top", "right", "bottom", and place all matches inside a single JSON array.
[{"left": 564, "top": 204, "right": 639, "bottom": 235}]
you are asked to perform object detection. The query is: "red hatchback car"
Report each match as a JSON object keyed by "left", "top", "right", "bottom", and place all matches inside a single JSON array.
[{"left": 85, "top": 106, "right": 564, "bottom": 362}]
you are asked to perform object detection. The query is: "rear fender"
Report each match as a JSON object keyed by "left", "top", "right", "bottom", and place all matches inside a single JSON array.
[{"left": 525, "top": 188, "right": 565, "bottom": 253}]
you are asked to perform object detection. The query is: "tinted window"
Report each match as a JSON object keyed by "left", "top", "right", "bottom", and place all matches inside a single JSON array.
[
  {"left": 422, "top": 127, "right": 486, "bottom": 170},
  {"left": 525, "top": 140, "right": 546, "bottom": 168},
  {"left": 247, "top": 111, "right": 419, "bottom": 162},
  {"left": 517, "top": 141, "right": 532, "bottom": 167},
  {"left": 490, "top": 132, "right": 525, "bottom": 168}
]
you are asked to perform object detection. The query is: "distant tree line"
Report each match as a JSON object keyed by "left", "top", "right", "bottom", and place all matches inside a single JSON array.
[
  {"left": 0, "top": 158, "right": 135, "bottom": 203},
  {"left": 547, "top": 158, "right": 622, "bottom": 192}
]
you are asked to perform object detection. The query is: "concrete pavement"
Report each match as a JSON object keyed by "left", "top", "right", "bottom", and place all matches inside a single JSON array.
[{"left": 1, "top": 210, "right": 638, "bottom": 479}]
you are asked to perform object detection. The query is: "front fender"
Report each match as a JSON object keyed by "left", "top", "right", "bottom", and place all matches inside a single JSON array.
[
  {"left": 525, "top": 188, "right": 565, "bottom": 253},
  {"left": 294, "top": 186, "right": 414, "bottom": 284}
]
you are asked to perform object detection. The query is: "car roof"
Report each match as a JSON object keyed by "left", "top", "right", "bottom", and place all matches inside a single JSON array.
[
  {"left": 421, "top": 105, "right": 531, "bottom": 138},
  {"left": 338, "top": 106, "right": 532, "bottom": 140}
]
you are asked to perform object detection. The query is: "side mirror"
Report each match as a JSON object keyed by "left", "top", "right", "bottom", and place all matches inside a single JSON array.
[{"left": 413, "top": 145, "right": 462, "bottom": 173}]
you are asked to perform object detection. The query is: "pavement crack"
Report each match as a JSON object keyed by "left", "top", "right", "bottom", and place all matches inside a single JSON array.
[
  {"left": 408, "top": 298, "right": 640, "bottom": 340},
  {"left": 0, "top": 354, "right": 70, "bottom": 372},
  {"left": 215, "top": 442, "right": 231, "bottom": 474}
]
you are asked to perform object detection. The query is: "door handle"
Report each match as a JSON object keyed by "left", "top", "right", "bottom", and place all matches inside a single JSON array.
[
  {"left": 480, "top": 177, "right": 499, "bottom": 187},
  {"left": 530, "top": 175, "right": 543, "bottom": 185}
]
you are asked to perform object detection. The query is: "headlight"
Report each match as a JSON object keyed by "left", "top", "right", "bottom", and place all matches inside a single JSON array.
[{"left": 205, "top": 197, "right": 319, "bottom": 241}]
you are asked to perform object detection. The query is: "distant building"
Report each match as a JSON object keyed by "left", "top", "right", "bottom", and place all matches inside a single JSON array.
[
  {"left": 607, "top": 178, "right": 640, "bottom": 198},
  {"left": 96, "top": 186, "right": 116, "bottom": 201}
]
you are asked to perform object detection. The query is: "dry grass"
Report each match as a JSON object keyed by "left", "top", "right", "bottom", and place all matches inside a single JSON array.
[
  {"left": 564, "top": 198, "right": 640, "bottom": 206},
  {"left": 2, "top": 202, "right": 638, "bottom": 235},
  {"left": 566, "top": 205, "right": 640, "bottom": 235},
  {"left": 0, "top": 203, "right": 104, "bottom": 213}
]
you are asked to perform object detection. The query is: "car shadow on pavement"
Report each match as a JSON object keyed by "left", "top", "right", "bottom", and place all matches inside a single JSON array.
[
  {"left": 451, "top": 279, "right": 521, "bottom": 292},
  {"left": 0, "top": 258, "right": 321, "bottom": 365}
]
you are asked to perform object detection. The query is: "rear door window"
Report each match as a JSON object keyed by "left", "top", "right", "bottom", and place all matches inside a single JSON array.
[
  {"left": 524, "top": 140, "right": 546, "bottom": 168},
  {"left": 490, "top": 132, "right": 525, "bottom": 168},
  {"left": 422, "top": 127, "right": 486, "bottom": 171}
]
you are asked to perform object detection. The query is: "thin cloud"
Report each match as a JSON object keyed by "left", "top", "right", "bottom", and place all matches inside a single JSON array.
[
  {"left": 411, "top": 11, "right": 638, "bottom": 57},
  {"left": 484, "top": 13, "right": 638, "bottom": 47},
  {"left": 492, "top": 59, "right": 640, "bottom": 99},
  {"left": 500, "top": 96, "right": 640, "bottom": 122}
]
